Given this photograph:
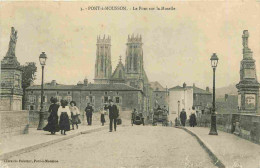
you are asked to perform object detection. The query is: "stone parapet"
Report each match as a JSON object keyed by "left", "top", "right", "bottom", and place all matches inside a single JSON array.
[
  {"left": 0, "top": 110, "right": 29, "bottom": 138},
  {"left": 196, "top": 113, "right": 260, "bottom": 144}
]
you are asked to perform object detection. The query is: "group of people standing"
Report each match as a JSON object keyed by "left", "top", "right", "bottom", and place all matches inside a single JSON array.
[
  {"left": 43, "top": 97, "right": 81, "bottom": 135},
  {"left": 43, "top": 97, "right": 119, "bottom": 135},
  {"left": 179, "top": 108, "right": 197, "bottom": 127}
]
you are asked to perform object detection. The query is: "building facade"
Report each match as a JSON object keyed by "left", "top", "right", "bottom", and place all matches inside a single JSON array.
[
  {"left": 25, "top": 34, "right": 168, "bottom": 117},
  {"left": 168, "top": 83, "right": 212, "bottom": 121},
  {"left": 150, "top": 81, "right": 168, "bottom": 109},
  {"left": 25, "top": 80, "right": 144, "bottom": 115}
]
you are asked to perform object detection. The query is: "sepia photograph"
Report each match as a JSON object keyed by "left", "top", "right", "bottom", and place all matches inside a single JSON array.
[{"left": 0, "top": 1, "right": 260, "bottom": 168}]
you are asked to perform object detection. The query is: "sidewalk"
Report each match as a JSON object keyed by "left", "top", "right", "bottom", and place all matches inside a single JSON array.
[
  {"left": 0, "top": 124, "right": 108, "bottom": 160},
  {"left": 182, "top": 127, "right": 260, "bottom": 168}
]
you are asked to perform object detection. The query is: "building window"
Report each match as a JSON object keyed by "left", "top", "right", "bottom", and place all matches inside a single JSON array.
[
  {"left": 104, "top": 96, "right": 109, "bottom": 103},
  {"left": 104, "top": 92, "right": 107, "bottom": 95},
  {"left": 90, "top": 91, "right": 92, "bottom": 95},
  {"left": 56, "top": 96, "right": 62, "bottom": 102},
  {"left": 30, "top": 105, "right": 35, "bottom": 110},
  {"left": 156, "top": 94, "right": 158, "bottom": 97},
  {"left": 44, "top": 96, "right": 47, "bottom": 103},
  {"left": 31, "top": 91, "right": 33, "bottom": 94},
  {"left": 115, "top": 97, "right": 120, "bottom": 104},
  {"left": 29, "top": 95, "right": 36, "bottom": 103},
  {"left": 119, "top": 70, "right": 122, "bottom": 78},
  {"left": 56, "top": 91, "right": 59, "bottom": 95},
  {"left": 67, "top": 91, "right": 71, "bottom": 95},
  {"left": 66, "top": 96, "right": 72, "bottom": 103},
  {"left": 116, "top": 92, "right": 119, "bottom": 95}
]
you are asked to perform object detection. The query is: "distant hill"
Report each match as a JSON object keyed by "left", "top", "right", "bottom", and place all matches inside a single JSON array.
[{"left": 211, "top": 84, "right": 238, "bottom": 98}]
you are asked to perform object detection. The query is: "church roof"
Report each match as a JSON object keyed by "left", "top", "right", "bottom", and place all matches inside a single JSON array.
[
  {"left": 26, "top": 83, "right": 140, "bottom": 91},
  {"left": 150, "top": 81, "right": 165, "bottom": 91},
  {"left": 110, "top": 58, "right": 125, "bottom": 80}
]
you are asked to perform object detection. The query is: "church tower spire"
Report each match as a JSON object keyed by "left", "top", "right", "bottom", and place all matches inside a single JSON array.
[
  {"left": 125, "top": 33, "right": 143, "bottom": 74},
  {"left": 124, "top": 34, "right": 144, "bottom": 89},
  {"left": 94, "top": 35, "right": 112, "bottom": 84}
]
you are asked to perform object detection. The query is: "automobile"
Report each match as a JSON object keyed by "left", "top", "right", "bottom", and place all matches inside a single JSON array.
[{"left": 132, "top": 112, "right": 144, "bottom": 126}]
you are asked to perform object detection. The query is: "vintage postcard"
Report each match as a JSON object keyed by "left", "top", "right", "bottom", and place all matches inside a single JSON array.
[{"left": 0, "top": 1, "right": 260, "bottom": 168}]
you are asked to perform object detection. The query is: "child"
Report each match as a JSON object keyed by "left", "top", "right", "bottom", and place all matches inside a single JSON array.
[{"left": 70, "top": 101, "right": 81, "bottom": 130}]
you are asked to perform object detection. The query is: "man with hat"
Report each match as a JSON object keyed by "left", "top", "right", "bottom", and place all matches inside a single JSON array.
[
  {"left": 105, "top": 99, "right": 119, "bottom": 132},
  {"left": 85, "top": 103, "right": 93, "bottom": 125}
]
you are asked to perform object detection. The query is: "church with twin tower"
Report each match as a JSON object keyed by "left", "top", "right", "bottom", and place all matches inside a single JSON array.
[{"left": 94, "top": 34, "right": 150, "bottom": 95}]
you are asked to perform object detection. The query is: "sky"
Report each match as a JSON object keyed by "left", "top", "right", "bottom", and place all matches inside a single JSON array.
[{"left": 1, "top": 1, "right": 260, "bottom": 89}]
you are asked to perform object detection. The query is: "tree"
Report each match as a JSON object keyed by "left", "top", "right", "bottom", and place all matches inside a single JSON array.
[{"left": 21, "top": 62, "right": 37, "bottom": 109}]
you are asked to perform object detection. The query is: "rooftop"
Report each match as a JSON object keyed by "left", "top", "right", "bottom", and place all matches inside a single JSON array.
[
  {"left": 26, "top": 83, "right": 140, "bottom": 91},
  {"left": 169, "top": 85, "right": 211, "bottom": 95}
]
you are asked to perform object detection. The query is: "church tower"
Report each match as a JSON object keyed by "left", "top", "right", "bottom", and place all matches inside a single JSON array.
[
  {"left": 94, "top": 35, "right": 112, "bottom": 84},
  {"left": 236, "top": 30, "right": 259, "bottom": 114},
  {"left": 125, "top": 34, "right": 144, "bottom": 89}
]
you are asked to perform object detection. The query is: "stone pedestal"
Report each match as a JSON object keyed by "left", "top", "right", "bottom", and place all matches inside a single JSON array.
[
  {"left": 0, "top": 27, "right": 23, "bottom": 111},
  {"left": 236, "top": 30, "right": 259, "bottom": 114}
]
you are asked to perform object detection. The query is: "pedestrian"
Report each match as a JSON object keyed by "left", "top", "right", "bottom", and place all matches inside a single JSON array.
[
  {"left": 70, "top": 101, "right": 81, "bottom": 130},
  {"left": 43, "top": 97, "right": 60, "bottom": 135},
  {"left": 105, "top": 99, "right": 119, "bottom": 132},
  {"left": 189, "top": 112, "right": 197, "bottom": 127},
  {"left": 131, "top": 108, "right": 137, "bottom": 126},
  {"left": 58, "top": 100, "right": 71, "bottom": 135},
  {"left": 180, "top": 108, "right": 187, "bottom": 127},
  {"left": 100, "top": 105, "right": 107, "bottom": 126},
  {"left": 138, "top": 111, "right": 145, "bottom": 126},
  {"left": 85, "top": 103, "right": 93, "bottom": 125}
]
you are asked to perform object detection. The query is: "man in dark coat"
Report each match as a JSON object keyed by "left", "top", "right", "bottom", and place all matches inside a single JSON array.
[
  {"left": 131, "top": 108, "right": 137, "bottom": 126},
  {"left": 180, "top": 109, "right": 187, "bottom": 126},
  {"left": 85, "top": 103, "right": 93, "bottom": 125},
  {"left": 106, "top": 99, "right": 119, "bottom": 132},
  {"left": 189, "top": 112, "right": 197, "bottom": 127}
]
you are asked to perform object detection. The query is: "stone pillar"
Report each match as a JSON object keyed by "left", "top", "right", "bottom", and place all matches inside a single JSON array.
[
  {"left": 0, "top": 27, "right": 23, "bottom": 111},
  {"left": 236, "top": 30, "right": 259, "bottom": 114}
]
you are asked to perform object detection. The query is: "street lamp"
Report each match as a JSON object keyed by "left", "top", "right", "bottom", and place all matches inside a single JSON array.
[
  {"left": 37, "top": 52, "right": 47, "bottom": 130},
  {"left": 209, "top": 53, "right": 218, "bottom": 135},
  {"left": 177, "top": 100, "right": 180, "bottom": 120}
]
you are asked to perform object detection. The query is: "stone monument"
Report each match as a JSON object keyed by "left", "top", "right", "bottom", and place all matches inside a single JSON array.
[
  {"left": 0, "top": 27, "right": 23, "bottom": 111},
  {"left": 236, "top": 30, "right": 259, "bottom": 114}
]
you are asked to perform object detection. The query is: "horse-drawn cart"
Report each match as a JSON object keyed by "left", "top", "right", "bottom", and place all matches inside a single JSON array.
[{"left": 152, "top": 109, "right": 168, "bottom": 126}]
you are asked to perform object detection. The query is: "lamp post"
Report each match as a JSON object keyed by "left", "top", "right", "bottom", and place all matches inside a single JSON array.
[
  {"left": 177, "top": 100, "right": 180, "bottom": 125},
  {"left": 37, "top": 52, "right": 47, "bottom": 130},
  {"left": 209, "top": 53, "right": 218, "bottom": 135}
]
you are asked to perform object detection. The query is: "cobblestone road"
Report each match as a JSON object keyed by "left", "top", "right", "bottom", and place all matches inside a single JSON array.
[{"left": 4, "top": 125, "right": 217, "bottom": 168}]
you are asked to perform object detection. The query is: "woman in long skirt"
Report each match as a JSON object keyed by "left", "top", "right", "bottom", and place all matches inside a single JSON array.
[
  {"left": 43, "top": 97, "right": 60, "bottom": 134},
  {"left": 70, "top": 101, "right": 81, "bottom": 130},
  {"left": 58, "top": 100, "right": 71, "bottom": 135}
]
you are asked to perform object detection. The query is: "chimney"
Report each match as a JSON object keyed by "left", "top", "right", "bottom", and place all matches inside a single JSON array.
[
  {"left": 51, "top": 80, "right": 57, "bottom": 86},
  {"left": 206, "top": 87, "right": 209, "bottom": 92},
  {"left": 183, "top": 82, "right": 186, "bottom": 88},
  {"left": 84, "top": 78, "right": 88, "bottom": 86}
]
